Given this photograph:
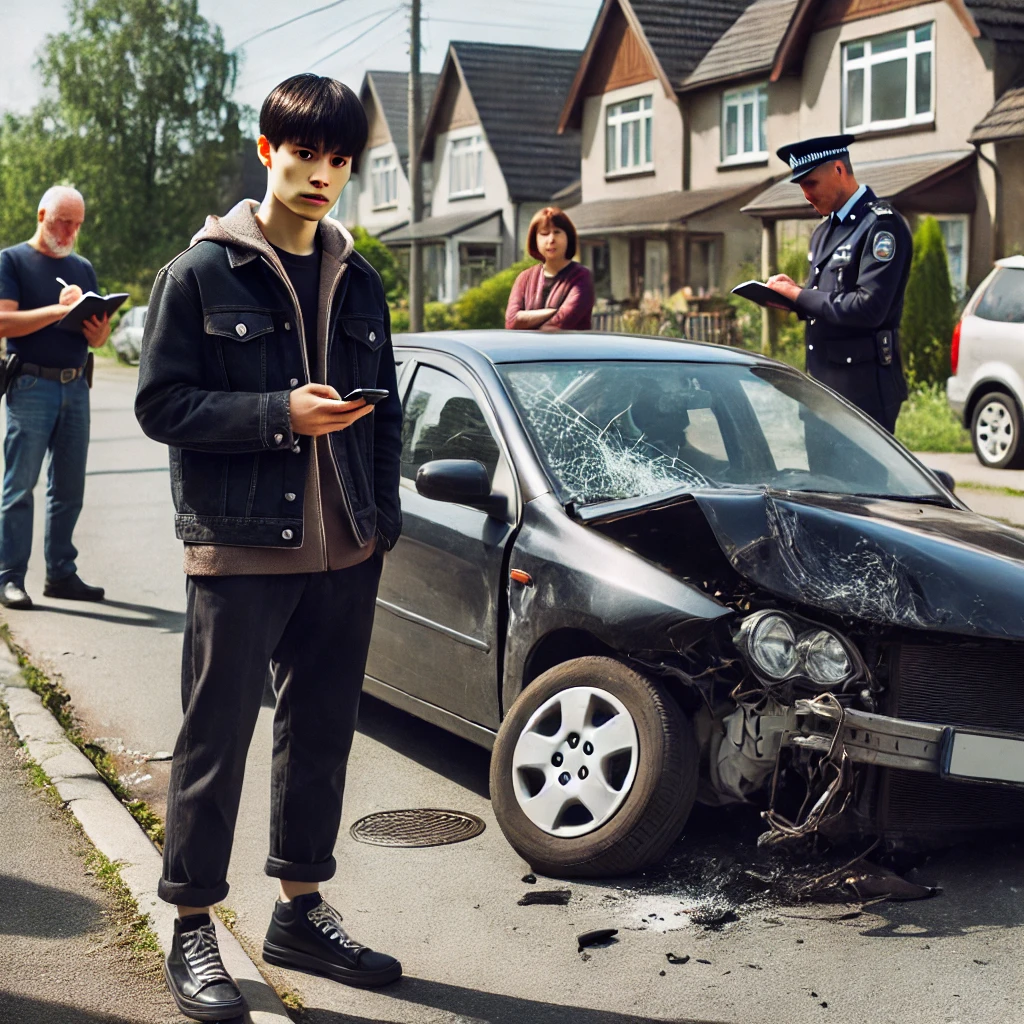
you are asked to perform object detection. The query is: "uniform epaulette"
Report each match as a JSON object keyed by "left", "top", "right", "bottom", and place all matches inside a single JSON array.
[{"left": 867, "top": 201, "right": 895, "bottom": 217}]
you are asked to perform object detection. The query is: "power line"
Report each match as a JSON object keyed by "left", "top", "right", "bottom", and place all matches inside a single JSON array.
[
  {"left": 235, "top": 0, "right": 354, "bottom": 49},
  {"left": 309, "top": 8, "right": 405, "bottom": 70},
  {"left": 427, "top": 16, "right": 583, "bottom": 30}
]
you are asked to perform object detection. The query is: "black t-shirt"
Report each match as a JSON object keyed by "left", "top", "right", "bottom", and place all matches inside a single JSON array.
[
  {"left": 272, "top": 237, "right": 322, "bottom": 378},
  {"left": 0, "top": 242, "right": 98, "bottom": 366},
  {"left": 541, "top": 264, "right": 571, "bottom": 307}
]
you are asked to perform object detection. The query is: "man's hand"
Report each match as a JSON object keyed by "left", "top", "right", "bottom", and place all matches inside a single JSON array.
[
  {"left": 288, "top": 383, "right": 374, "bottom": 437},
  {"left": 59, "top": 284, "right": 83, "bottom": 306},
  {"left": 83, "top": 313, "right": 111, "bottom": 348},
  {"left": 766, "top": 274, "right": 802, "bottom": 302}
]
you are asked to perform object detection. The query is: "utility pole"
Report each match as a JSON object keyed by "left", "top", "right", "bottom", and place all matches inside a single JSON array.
[{"left": 407, "top": 0, "right": 424, "bottom": 332}]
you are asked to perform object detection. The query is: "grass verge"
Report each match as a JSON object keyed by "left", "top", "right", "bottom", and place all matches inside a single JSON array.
[
  {"left": 955, "top": 481, "right": 1024, "bottom": 499},
  {"left": 0, "top": 623, "right": 165, "bottom": 846},
  {"left": 895, "top": 383, "right": 973, "bottom": 453}
]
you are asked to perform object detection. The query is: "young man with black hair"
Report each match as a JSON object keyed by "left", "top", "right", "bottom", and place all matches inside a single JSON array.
[{"left": 136, "top": 74, "right": 403, "bottom": 1020}]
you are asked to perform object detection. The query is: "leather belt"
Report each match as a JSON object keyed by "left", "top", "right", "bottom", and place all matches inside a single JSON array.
[{"left": 19, "top": 362, "right": 85, "bottom": 384}]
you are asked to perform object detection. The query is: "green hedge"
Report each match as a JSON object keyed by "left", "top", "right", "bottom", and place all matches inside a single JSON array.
[{"left": 900, "top": 216, "right": 955, "bottom": 386}]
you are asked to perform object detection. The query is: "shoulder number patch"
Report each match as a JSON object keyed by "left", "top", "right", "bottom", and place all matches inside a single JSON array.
[{"left": 873, "top": 231, "right": 896, "bottom": 262}]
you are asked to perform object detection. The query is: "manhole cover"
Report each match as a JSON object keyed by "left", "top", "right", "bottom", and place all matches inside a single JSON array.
[{"left": 349, "top": 808, "right": 486, "bottom": 848}]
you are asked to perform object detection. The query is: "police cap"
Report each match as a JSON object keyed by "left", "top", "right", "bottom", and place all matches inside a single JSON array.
[{"left": 776, "top": 134, "right": 856, "bottom": 183}]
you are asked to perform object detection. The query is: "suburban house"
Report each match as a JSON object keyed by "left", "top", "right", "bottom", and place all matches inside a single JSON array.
[
  {"left": 376, "top": 41, "right": 582, "bottom": 304},
  {"left": 558, "top": 0, "right": 768, "bottom": 303},
  {"left": 334, "top": 70, "right": 440, "bottom": 236},
  {"left": 559, "top": 0, "right": 1024, "bottom": 318}
]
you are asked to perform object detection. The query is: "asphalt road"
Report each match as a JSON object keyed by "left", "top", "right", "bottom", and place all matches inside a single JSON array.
[{"left": 2, "top": 363, "right": 1023, "bottom": 1024}]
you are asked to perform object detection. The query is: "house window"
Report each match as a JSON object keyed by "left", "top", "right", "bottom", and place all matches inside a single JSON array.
[
  {"left": 371, "top": 154, "right": 398, "bottom": 209},
  {"left": 449, "top": 134, "right": 485, "bottom": 198},
  {"left": 605, "top": 95, "right": 653, "bottom": 176},
  {"left": 843, "top": 23, "right": 934, "bottom": 133},
  {"left": 458, "top": 243, "right": 498, "bottom": 293},
  {"left": 722, "top": 85, "right": 767, "bottom": 162},
  {"left": 936, "top": 215, "right": 969, "bottom": 299}
]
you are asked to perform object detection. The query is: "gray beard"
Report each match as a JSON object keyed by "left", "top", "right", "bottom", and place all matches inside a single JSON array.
[{"left": 41, "top": 228, "right": 75, "bottom": 258}]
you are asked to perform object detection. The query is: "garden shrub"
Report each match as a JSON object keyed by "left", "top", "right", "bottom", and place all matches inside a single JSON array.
[
  {"left": 900, "top": 216, "right": 955, "bottom": 386},
  {"left": 351, "top": 226, "right": 406, "bottom": 303},
  {"left": 451, "top": 257, "right": 535, "bottom": 329}
]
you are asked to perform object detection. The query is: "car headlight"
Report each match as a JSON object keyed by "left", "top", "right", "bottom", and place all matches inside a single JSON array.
[
  {"left": 747, "top": 613, "right": 798, "bottom": 680},
  {"left": 801, "top": 630, "right": 851, "bottom": 686}
]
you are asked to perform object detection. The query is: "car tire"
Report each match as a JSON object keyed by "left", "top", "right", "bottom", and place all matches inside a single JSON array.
[
  {"left": 490, "top": 656, "right": 698, "bottom": 878},
  {"left": 971, "top": 391, "right": 1024, "bottom": 469}
]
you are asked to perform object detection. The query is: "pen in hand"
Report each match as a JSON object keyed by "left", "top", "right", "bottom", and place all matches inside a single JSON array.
[{"left": 56, "top": 277, "right": 69, "bottom": 288}]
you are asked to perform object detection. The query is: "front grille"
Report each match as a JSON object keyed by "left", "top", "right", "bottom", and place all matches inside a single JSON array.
[{"left": 879, "top": 640, "right": 1024, "bottom": 836}]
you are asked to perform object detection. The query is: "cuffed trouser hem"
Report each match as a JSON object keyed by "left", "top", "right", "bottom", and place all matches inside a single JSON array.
[
  {"left": 264, "top": 854, "right": 337, "bottom": 882},
  {"left": 158, "top": 878, "right": 230, "bottom": 907}
]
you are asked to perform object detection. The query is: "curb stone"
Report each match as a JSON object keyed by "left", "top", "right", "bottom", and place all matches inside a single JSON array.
[{"left": 0, "top": 645, "right": 292, "bottom": 1023}]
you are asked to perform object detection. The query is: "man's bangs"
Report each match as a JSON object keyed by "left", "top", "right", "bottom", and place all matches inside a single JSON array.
[{"left": 260, "top": 74, "right": 368, "bottom": 157}]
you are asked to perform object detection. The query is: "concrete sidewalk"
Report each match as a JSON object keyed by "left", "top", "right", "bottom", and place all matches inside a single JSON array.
[
  {"left": 912, "top": 451, "right": 1024, "bottom": 526},
  {"left": 0, "top": 714, "right": 186, "bottom": 1024}
]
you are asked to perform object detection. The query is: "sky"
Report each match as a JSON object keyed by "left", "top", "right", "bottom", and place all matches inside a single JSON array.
[{"left": 1, "top": 0, "right": 603, "bottom": 116}]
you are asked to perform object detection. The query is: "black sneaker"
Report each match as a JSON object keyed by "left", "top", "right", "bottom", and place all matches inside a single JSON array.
[
  {"left": 263, "top": 892, "right": 402, "bottom": 987},
  {"left": 164, "top": 914, "right": 244, "bottom": 1022},
  {"left": 0, "top": 582, "right": 32, "bottom": 609},
  {"left": 43, "top": 573, "right": 104, "bottom": 601}
]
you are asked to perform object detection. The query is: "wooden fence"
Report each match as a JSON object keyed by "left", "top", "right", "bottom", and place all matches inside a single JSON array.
[{"left": 591, "top": 309, "right": 739, "bottom": 347}]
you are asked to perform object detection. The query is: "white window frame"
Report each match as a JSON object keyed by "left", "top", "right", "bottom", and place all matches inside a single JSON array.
[
  {"left": 842, "top": 22, "right": 935, "bottom": 134},
  {"left": 605, "top": 94, "right": 654, "bottom": 177},
  {"left": 370, "top": 153, "right": 398, "bottom": 210},
  {"left": 721, "top": 83, "right": 768, "bottom": 164},
  {"left": 448, "top": 132, "right": 485, "bottom": 200}
]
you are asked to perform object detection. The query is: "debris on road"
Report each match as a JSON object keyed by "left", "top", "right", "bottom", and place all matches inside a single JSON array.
[
  {"left": 842, "top": 865, "right": 940, "bottom": 901},
  {"left": 665, "top": 952, "right": 689, "bottom": 964},
  {"left": 521, "top": 872, "right": 537, "bottom": 884},
  {"left": 687, "top": 904, "right": 738, "bottom": 929},
  {"left": 577, "top": 928, "right": 618, "bottom": 951},
  {"left": 518, "top": 888, "right": 571, "bottom": 906}
]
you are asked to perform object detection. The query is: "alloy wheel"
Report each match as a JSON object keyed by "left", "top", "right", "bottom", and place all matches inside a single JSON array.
[{"left": 975, "top": 399, "right": 1015, "bottom": 464}]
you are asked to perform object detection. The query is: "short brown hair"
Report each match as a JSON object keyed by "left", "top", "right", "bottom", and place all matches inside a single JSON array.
[{"left": 527, "top": 207, "right": 578, "bottom": 261}]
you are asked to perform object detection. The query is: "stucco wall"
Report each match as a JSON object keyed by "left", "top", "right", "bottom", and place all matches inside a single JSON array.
[
  {"left": 579, "top": 79, "right": 684, "bottom": 203},
  {"left": 688, "top": 77, "right": 802, "bottom": 190},
  {"left": 996, "top": 140, "right": 1024, "bottom": 258},
  {"left": 356, "top": 140, "right": 412, "bottom": 236}
]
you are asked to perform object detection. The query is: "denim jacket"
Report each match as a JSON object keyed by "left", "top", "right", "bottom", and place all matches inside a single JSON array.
[{"left": 135, "top": 200, "right": 402, "bottom": 560}]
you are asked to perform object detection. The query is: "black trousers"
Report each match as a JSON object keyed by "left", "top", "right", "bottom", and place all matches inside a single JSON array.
[{"left": 158, "top": 553, "right": 383, "bottom": 907}]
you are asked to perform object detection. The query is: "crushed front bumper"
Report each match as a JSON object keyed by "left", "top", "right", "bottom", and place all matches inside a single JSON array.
[{"left": 786, "top": 699, "right": 1024, "bottom": 788}]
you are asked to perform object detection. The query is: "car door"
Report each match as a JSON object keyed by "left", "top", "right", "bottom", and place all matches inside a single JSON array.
[{"left": 365, "top": 356, "right": 517, "bottom": 730}]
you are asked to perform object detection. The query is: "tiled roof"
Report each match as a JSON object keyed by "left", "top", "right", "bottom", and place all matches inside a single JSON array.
[
  {"left": 965, "top": 0, "right": 1024, "bottom": 43},
  {"left": 742, "top": 150, "right": 976, "bottom": 217},
  {"left": 683, "top": 0, "right": 801, "bottom": 90},
  {"left": 629, "top": 0, "right": 760, "bottom": 88},
  {"left": 567, "top": 182, "right": 767, "bottom": 234},
  {"left": 450, "top": 42, "right": 582, "bottom": 203},
  {"left": 365, "top": 70, "right": 440, "bottom": 166},
  {"left": 376, "top": 208, "right": 503, "bottom": 244},
  {"left": 970, "top": 85, "right": 1024, "bottom": 142}
]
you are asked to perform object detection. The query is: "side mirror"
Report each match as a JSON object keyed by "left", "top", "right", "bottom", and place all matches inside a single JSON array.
[
  {"left": 416, "top": 459, "right": 497, "bottom": 509},
  {"left": 931, "top": 469, "right": 956, "bottom": 492}
]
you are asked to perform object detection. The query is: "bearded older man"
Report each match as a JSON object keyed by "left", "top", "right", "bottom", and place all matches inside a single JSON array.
[{"left": 0, "top": 186, "right": 110, "bottom": 609}]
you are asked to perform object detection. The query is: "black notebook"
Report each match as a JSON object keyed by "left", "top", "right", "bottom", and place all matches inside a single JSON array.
[
  {"left": 730, "top": 280, "right": 798, "bottom": 313},
  {"left": 56, "top": 292, "right": 130, "bottom": 334}
]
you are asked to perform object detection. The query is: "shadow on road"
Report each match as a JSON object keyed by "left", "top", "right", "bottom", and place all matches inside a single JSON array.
[
  {"left": 30, "top": 598, "right": 185, "bottom": 634},
  {"left": 354, "top": 693, "right": 491, "bottom": 800},
  {"left": 0, "top": 992, "right": 189, "bottom": 1024},
  {"left": 302, "top": 976, "right": 726, "bottom": 1024},
  {"left": 0, "top": 874, "right": 102, "bottom": 939}
]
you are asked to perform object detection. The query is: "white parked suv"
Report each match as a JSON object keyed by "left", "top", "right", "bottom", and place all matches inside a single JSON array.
[{"left": 947, "top": 255, "right": 1024, "bottom": 468}]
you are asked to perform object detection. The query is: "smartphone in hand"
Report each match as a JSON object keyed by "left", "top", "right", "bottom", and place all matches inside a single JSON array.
[{"left": 342, "top": 388, "right": 389, "bottom": 405}]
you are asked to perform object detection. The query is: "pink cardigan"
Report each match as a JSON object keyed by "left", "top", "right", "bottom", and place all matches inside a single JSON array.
[{"left": 505, "top": 262, "right": 595, "bottom": 331}]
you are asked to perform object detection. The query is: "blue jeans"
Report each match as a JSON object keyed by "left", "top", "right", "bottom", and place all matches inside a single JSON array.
[{"left": 0, "top": 373, "right": 90, "bottom": 587}]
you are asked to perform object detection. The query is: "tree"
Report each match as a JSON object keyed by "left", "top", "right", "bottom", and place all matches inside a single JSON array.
[
  {"left": 350, "top": 227, "right": 405, "bottom": 303},
  {"left": 0, "top": 0, "right": 245, "bottom": 289},
  {"left": 900, "top": 216, "right": 955, "bottom": 386}
]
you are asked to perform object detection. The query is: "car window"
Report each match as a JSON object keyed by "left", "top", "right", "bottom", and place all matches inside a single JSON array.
[
  {"left": 401, "top": 365, "right": 500, "bottom": 484},
  {"left": 500, "top": 361, "right": 946, "bottom": 506},
  {"left": 974, "top": 269, "right": 1024, "bottom": 324}
]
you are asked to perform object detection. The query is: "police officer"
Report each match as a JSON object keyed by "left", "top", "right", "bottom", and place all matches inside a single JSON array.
[{"left": 765, "top": 134, "right": 911, "bottom": 432}]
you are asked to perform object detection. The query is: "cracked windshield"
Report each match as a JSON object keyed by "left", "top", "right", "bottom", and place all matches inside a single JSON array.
[{"left": 501, "top": 361, "right": 945, "bottom": 507}]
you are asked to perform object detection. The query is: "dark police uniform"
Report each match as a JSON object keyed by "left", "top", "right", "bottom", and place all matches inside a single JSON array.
[{"left": 777, "top": 136, "right": 912, "bottom": 432}]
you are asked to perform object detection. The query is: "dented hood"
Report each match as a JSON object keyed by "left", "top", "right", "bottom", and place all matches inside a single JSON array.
[{"left": 689, "top": 490, "right": 1024, "bottom": 640}]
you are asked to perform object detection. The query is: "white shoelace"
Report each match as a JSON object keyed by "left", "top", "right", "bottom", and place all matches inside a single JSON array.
[
  {"left": 181, "top": 922, "right": 233, "bottom": 988},
  {"left": 307, "top": 900, "right": 365, "bottom": 955}
]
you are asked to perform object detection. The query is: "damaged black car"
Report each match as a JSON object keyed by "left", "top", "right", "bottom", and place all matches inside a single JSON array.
[{"left": 365, "top": 331, "right": 1024, "bottom": 878}]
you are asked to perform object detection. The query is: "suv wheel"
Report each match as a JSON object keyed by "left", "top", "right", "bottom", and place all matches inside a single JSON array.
[
  {"left": 971, "top": 392, "right": 1024, "bottom": 469},
  {"left": 490, "top": 656, "right": 698, "bottom": 877}
]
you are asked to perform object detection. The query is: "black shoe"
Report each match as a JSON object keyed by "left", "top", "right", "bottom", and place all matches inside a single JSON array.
[
  {"left": 164, "top": 914, "right": 244, "bottom": 1022},
  {"left": 263, "top": 892, "right": 402, "bottom": 987},
  {"left": 43, "top": 573, "right": 104, "bottom": 601},
  {"left": 0, "top": 582, "right": 32, "bottom": 609}
]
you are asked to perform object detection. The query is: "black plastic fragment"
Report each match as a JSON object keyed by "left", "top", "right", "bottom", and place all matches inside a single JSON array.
[
  {"left": 577, "top": 928, "right": 618, "bottom": 951},
  {"left": 518, "top": 889, "right": 571, "bottom": 906},
  {"left": 521, "top": 873, "right": 537, "bottom": 884},
  {"left": 666, "top": 953, "right": 689, "bottom": 964}
]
